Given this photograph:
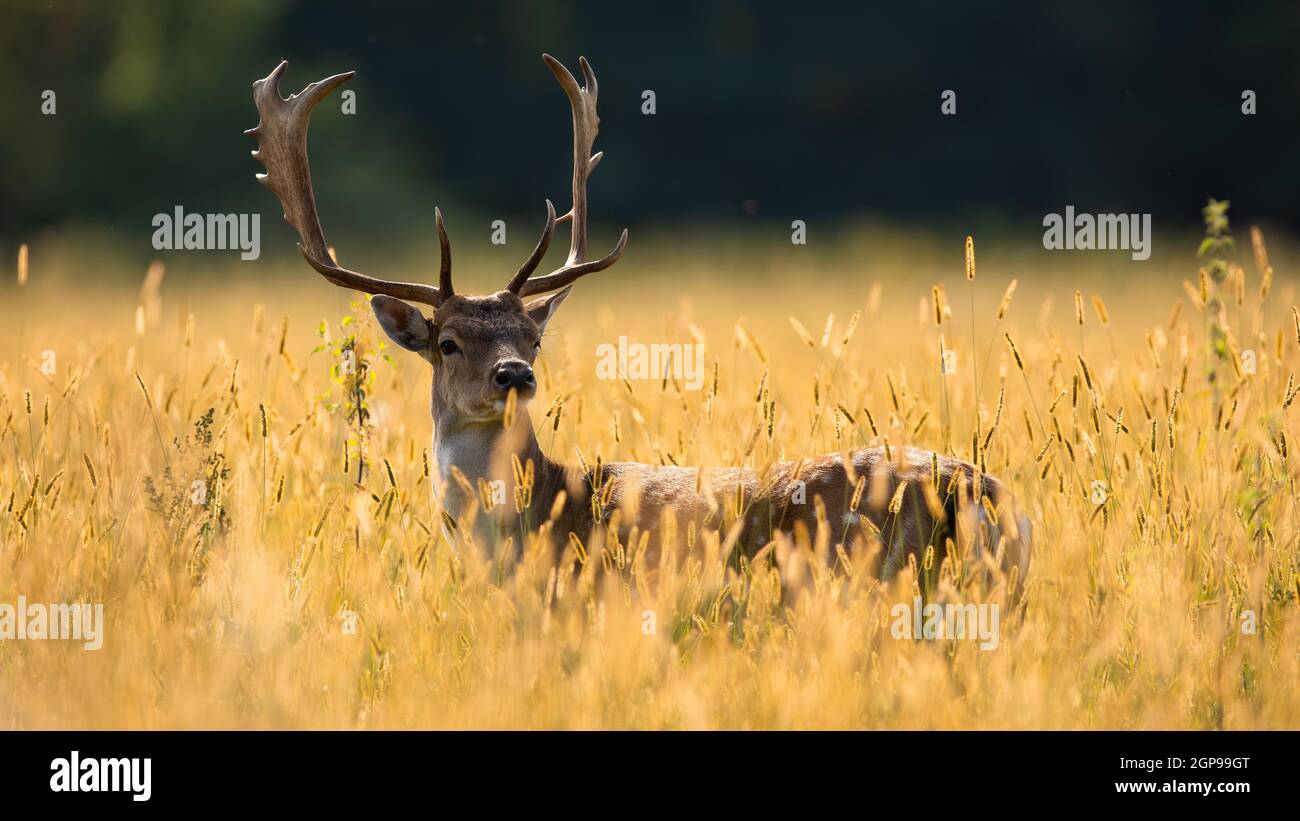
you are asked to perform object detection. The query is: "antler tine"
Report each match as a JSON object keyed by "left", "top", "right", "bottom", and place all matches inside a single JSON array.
[
  {"left": 507, "top": 54, "right": 628, "bottom": 298},
  {"left": 579, "top": 55, "right": 598, "bottom": 111},
  {"left": 247, "top": 60, "right": 446, "bottom": 307},
  {"left": 506, "top": 199, "right": 557, "bottom": 294},
  {"left": 514, "top": 230, "right": 628, "bottom": 298},
  {"left": 435, "top": 207, "right": 453, "bottom": 297}
]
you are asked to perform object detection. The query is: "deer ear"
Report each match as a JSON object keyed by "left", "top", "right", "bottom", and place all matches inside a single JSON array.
[
  {"left": 524, "top": 286, "right": 572, "bottom": 333},
  {"left": 370, "top": 295, "right": 431, "bottom": 352}
]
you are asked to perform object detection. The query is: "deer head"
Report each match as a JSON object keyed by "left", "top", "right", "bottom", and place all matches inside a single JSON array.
[{"left": 246, "top": 55, "right": 627, "bottom": 430}]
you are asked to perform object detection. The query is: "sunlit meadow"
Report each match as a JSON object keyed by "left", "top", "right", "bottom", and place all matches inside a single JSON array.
[{"left": 1, "top": 213, "right": 1297, "bottom": 729}]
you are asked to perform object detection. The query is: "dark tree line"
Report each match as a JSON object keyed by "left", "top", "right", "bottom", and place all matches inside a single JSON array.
[{"left": 2, "top": 0, "right": 1297, "bottom": 252}]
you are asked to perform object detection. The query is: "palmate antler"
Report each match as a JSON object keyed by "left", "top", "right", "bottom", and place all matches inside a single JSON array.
[
  {"left": 506, "top": 54, "right": 628, "bottom": 297},
  {"left": 248, "top": 55, "right": 623, "bottom": 306},
  {"left": 246, "top": 61, "right": 451, "bottom": 306}
]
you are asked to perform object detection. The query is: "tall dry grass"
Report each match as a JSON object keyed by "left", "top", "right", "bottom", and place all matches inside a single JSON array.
[{"left": 0, "top": 223, "right": 1297, "bottom": 728}]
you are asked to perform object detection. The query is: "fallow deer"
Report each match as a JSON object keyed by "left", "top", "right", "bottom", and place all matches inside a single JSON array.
[{"left": 247, "top": 55, "right": 1031, "bottom": 597}]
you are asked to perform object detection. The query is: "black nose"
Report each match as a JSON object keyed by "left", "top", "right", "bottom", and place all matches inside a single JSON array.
[{"left": 492, "top": 361, "right": 535, "bottom": 391}]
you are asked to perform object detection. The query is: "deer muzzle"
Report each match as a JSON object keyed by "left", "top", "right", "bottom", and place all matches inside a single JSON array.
[{"left": 491, "top": 360, "right": 536, "bottom": 398}]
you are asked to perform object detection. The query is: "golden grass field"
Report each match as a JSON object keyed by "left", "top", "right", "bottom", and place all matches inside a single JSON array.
[{"left": 1, "top": 218, "right": 1297, "bottom": 729}]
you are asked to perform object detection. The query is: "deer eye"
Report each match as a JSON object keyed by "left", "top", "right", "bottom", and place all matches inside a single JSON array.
[{"left": 438, "top": 339, "right": 459, "bottom": 356}]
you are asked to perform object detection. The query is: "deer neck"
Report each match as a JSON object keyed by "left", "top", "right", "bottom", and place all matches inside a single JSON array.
[{"left": 432, "top": 406, "right": 560, "bottom": 511}]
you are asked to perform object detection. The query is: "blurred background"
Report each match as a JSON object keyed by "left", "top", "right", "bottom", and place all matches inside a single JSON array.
[{"left": 1, "top": 0, "right": 1298, "bottom": 285}]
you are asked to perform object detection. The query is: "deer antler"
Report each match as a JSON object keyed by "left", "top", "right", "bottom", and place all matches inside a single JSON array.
[
  {"left": 507, "top": 54, "right": 628, "bottom": 297},
  {"left": 247, "top": 61, "right": 450, "bottom": 307}
]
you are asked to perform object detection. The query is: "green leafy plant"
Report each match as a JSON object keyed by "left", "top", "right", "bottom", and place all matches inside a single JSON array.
[
  {"left": 313, "top": 297, "right": 388, "bottom": 484},
  {"left": 1198, "top": 198, "right": 1235, "bottom": 389}
]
